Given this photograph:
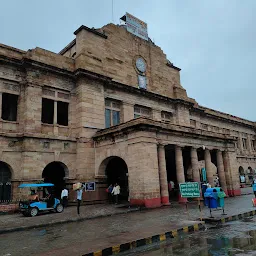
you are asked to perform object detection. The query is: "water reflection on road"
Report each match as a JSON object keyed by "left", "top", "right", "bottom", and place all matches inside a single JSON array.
[{"left": 119, "top": 217, "right": 256, "bottom": 256}]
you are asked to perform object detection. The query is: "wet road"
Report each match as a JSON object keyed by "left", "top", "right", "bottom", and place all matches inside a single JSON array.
[{"left": 118, "top": 216, "right": 256, "bottom": 256}]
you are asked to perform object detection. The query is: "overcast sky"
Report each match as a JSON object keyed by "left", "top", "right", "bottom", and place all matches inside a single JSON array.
[{"left": 1, "top": 0, "right": 255, "bottom": 121}]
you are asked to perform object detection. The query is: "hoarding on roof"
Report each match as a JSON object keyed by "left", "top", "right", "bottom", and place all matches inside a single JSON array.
[{"left": 125, "top": 12, "right": 148, "bottom": 41}]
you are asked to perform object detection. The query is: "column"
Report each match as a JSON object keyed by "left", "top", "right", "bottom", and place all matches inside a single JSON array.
[
  {"left": 247, "top": 135, "right": 252, "bottom": 153},
  {"left": 158, "top": 145, "right": 170, "bottom": 205},
  {"left": 223, "top": 151, "right": 241, "bottom": 196},
  {"left": 216, "top": 150, "right": 228, "bottom": 195},
  {"left": 0, "top": 92, "right": 2, "bottom": 119},
  {"left": 175, "top": 145, "right": 187, "bottom": 203},
  {"left": 54, "top": 101, "right": 58, "bottom": 135},
  {"left": 191, "top": 147, "right": 200, "bottom": 182},
  {"left": 205, "top": 149, "right": 214, "bottom": 186}
]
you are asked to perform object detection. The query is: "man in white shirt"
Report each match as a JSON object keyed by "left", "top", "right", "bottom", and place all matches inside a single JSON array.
[
  {"left": 76, "top": 188, "right": 83, "bottom": 214},
  {"left": 111, "top": 183, "right": 120, "bottom": 204},
  {"left": 61, "top": 188, "right": 68, "bottom": 208}
]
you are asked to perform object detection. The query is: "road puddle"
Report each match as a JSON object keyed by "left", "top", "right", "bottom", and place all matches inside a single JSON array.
[{"left": 119, "top": 218, "right": 256, "bottom": 255}]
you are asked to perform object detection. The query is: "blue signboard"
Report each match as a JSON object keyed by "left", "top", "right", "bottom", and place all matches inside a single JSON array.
[
  {"left": 125, "top": 12, "right": 148, "bottom": 41},
  {"left": 85, "top": 182, "right": 96, "bottom": 191}
]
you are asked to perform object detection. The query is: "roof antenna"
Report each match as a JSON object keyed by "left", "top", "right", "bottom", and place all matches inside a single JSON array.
[{"left": 112, "top": 0, "right": 114, "bottom": 23}]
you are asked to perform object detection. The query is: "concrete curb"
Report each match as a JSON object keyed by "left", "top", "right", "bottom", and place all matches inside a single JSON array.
[
  {"left": 203, "top": 209, "right": 256, "bottom": 224},
  {"left": 0, "top": 207, "right": 140, "bottom": 235},
  {"left": 82, "top": 223, "right": 205, "bottom": 256}
]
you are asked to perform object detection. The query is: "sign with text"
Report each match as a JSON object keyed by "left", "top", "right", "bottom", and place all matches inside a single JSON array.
[
  {"left": 179, "top": 182, "right": 200, "bottom": 198},
  {"left": 84, "top": 182, "right": 96, "bottom": 191},
  {"left": 125, "top": 12, "right": 148, "bottom": 41}
]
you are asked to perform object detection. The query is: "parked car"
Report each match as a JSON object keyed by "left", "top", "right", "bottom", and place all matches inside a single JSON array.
[{"left": 18, "top": 183, "right": 64, "bottom": 217}]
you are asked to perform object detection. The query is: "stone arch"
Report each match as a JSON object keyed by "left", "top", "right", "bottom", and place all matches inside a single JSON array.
[
  {"left": 239, "top": 166, "right": 245, "bottom": 175},
  {"left": 0, "top": 161, "right": 12, "bottom": 201},
  {"left": 99, "top": 156, "right": 129, "bottom": 201},
  {"left": 42, "top": 161, "right": 69, "bottom": 198}
]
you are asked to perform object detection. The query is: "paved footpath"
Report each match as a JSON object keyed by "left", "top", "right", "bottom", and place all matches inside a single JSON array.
[{"left": 0, "top": 192, "right": 255, "bottom": 256}]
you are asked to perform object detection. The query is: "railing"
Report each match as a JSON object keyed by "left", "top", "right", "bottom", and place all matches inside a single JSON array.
[{"left": 0, "top": 199, "right": 15, "bottom": 204}]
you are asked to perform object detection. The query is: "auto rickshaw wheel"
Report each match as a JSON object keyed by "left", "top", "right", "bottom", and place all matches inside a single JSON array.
[
  {"left": 29, "top": 207, "right": 38, "bottom": 217},
  {"left": 56, "top": 204, "right": 64, "bottom": 213}
]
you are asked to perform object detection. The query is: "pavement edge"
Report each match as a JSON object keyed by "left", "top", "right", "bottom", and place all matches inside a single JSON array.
[
  {"left": 219, "top": 209, "right": 256, "bottom": 224},
  {"left": 82, "top": 222, "right": 205, "bottom": 256}
]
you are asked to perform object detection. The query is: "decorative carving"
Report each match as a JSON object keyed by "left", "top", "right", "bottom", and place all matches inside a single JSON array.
[
  {"left": 58, "top": 92, "right": 70, "bottom": 100},
  {"left": 42, "top": 88, "right": 55, "bottom": 97},
  {"left": 43, "top": 142, "right": 50, "bottom": 149},
  {"left": 3, "top": 83, "right": 20, "bottom": 93}
]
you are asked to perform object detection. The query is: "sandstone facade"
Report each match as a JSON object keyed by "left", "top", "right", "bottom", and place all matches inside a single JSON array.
[{"left": 0, "top": 22, "right": 255, "bottom": 206}]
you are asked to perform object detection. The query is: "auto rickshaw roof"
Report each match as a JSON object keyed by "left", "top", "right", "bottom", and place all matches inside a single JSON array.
[{"left": 18, "top": 183, "right": 54, "bottom": 188}]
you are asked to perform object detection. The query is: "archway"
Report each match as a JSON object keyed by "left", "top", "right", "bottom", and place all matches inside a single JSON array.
[
  {"left": 248, "top": 166, "right": 253, "bottom": 183},
  {"left": 0, "top": 161, "right": 12, "bottom": 201},
  {"left": 101, "top": 157, "right": 129, "bottom": 201},
  {"left": 239, "top": 166, "right": 245, "bottom": 184},
  {"left": 42, "top": 162, "right": 68, "bottom": 199}
]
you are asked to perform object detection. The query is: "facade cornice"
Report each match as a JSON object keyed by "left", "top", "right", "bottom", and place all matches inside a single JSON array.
[
  {"left": 74, "top": 25, "right": 108, "bottom": 39},
  {"left": 93, "top": 117, "right": 236, "bottom": 143}
]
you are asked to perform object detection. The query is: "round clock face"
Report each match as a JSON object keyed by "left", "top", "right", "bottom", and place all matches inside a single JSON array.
[{"left": 136, "top": 57, "right": 146, "bottom": 73}]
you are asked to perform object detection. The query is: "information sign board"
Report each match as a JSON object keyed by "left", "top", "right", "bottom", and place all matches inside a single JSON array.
[
  {"left": 179, "top": 182, "right": 200, "bottom": 198},
  {"left": 125, "top": 12, "right": 148, "bottom": 41},
  {"left": 84, "top": 182, "right": 96, "bottom": 191}
]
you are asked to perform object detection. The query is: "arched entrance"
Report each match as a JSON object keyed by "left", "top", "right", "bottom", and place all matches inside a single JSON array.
[
  {"left": 239, "top": 166, "right": 245, "bottom": 184},
  {"left": 42, "top": 162, "right": 68, "bottom": 199},
  {"left": 0, "top": 161, "right": 12, "bottom": 201},
  {"left": 248, "top": 166, "right": 253, "bottom": 183},
  {"left": 101, "top": 157, "right": 129, "bottom": 201}
]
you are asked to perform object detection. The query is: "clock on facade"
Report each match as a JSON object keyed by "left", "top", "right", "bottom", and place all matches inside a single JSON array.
[{"left": 135, "top": 57, "right": 146, "bottom": 73}]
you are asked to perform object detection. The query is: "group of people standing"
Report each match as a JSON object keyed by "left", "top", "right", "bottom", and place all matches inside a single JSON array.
[{"left": 106, "top": 183, "right": 120, "bottom": 204}]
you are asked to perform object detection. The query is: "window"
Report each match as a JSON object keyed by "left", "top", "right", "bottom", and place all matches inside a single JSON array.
[
  {"left": 201, "top": 123, "right": 208, "bottom": 130},
  {"left": 251, "top": 140, "right": 255, "bottom": 151},
  {"left": 105, "top": 99, "right": 121, "bottom": 128},
  {"left": 1, "top": 93, "right": 18, "bottom": 121},
  {"left": 161, "top": 111, "right": 173, "bottom": 123},
  {"left": 42, "top": 98, "right": 54, "bottom": 124},
  {"left": 190, "top": 119, "right": 196, "bottom": 128},
  {"left": 134, "top": 105, "right": 151, "bottom": 118},
  {"left": 41, "top": 88, "right": 69, "bottom": 126},
  {"left": 213, "top": 126, "right": 219, "bottom": 132},
  {"left": 242, "top": 138, "right": 247, "bottom": 150},
  {"left": 57, "top": 101, "right": 69, "bottom": 126}
]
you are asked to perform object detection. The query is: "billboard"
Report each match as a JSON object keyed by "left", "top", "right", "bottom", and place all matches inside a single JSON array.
[{"left": 124, "top": 13, "right": 148, "bottom": 41}]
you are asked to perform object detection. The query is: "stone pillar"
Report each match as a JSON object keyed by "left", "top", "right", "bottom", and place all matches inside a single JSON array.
[
  {"left": 247, "top": 135, "right": 252, "bottom": 153},
  {"left": 205, "top": 149, "right": 214, "bottom": 186},
  {"left": 128, "top": 138, "right": 161, "bottom": 208},
  {"left": 175, "top": 145, "right": 187, "bottom": 203},
  {"left": 0, "top": 92, "right": 2, "bottom": 119},
  {"left": 158, "top": 145, "right": 170, "bottom": 205},
  {"left": 223, "top": 151, "right": 241, "bottom": 196},
  {"left": 191, "top": 147, "right": 200, "bottom": 182},
  {"left": 53, "top": 101, "right": 58, "bottom": 135},
  {"left": 122, "top": 102, "right": 134, "bottom": 122},
  {"left": 216, "top": 150, "right": 228, "bottom": 195}
]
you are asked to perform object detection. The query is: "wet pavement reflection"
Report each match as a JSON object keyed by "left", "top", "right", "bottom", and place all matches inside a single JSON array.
[{"left": 119, "top": 217, "right": 256, "bottom": 256}]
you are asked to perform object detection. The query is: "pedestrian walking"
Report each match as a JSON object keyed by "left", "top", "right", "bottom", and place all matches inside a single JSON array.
[
  {"left": 253, "top": 183, "right": 256, "bottom": 198},
  {"left": 61, "top": 187, "right": 68, "bottom": 208},
  {"left": 76, "top": 187, "right": 83, "bottom": 214},
  {"left": 168, "top": 180, "right": 175, "bottom": 200},
  {"left": 106, "top": 184, "right": 113, "bottom": 203},
  {"left": 111, "top": 183, "right": 120, "bottom": 204}
]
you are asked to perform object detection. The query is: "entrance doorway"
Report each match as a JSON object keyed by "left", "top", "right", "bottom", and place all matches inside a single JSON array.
[
  {"left": 103, "top": 157, "right": 129, "bottom": 201},
  {"left": 42, "top": 162, "right": 67, "bottom": 199},
  {"left": 0, "top": 161, "right": 12, "bottom": 202},
  {"left": 165, "top": 145, "right": 178, "bottom": 201}
]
